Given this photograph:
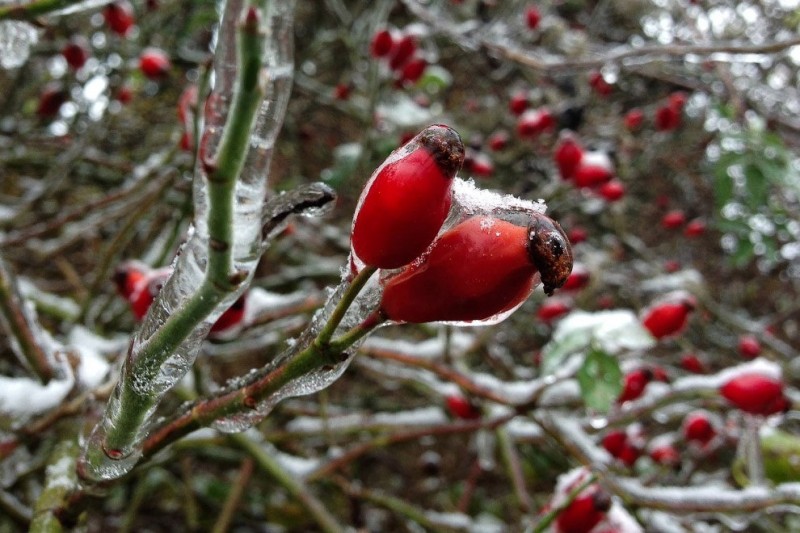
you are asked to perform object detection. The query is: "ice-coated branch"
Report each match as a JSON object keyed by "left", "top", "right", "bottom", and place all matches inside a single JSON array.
[
  {"left": 0, "top": 255, "right": 58, "bottom": 384},
  {"left": 141, "top": 266, "right": 384, "bottom": 459},
  {"left": 79, "top": 0, "right": 298, "bottom": 482}
]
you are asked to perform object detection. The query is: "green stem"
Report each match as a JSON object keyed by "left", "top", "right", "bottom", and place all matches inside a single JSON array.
[
  {"left": 0, "top": 0, "right": 81, "bottom": 20},
  {"left": 210, "top": 455, "right": 255, "bottom": 533},
  {"left": 30, "top": 439, "right": 80, "bottom": 533},
  {"left": 315, "top": 265, "right": 377, "bottom": 346},
  {"left": 230, "top": 433, "right": 343, "bottom": 533},
  {"left": 99, "top": 3, "right": 268, "bottom": 457}
]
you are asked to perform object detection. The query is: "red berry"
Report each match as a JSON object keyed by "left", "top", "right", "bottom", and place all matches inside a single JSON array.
[
  {"left": 601, "top": 430, "right": 627, "bottom": 457},
  {"left": 573, "top": 152, "right": 614, "bottom": 188},
  {"left": 567, "top": 226, "right": 587, "bottom": 244},
  {"left": 683, "top": 411, "right": 716, "bottom": 444},
  {"left": 561, "top": 264, "right": 590, "bottom": 291},
  {"left": 130, "top": 269, "right": 169, "bottom": 321},
  {"left": 553, "top": 135, "right": 584, "bottom": 180},
  {"left": 370, "top": 29, "right": 394, "bottom": 58},
  {"left": 684, "top": 218, "right": 706, "bottom": 237},
  {"left": 351, "top": 124, "right": 464, "bottom": 269},
  {"left": 509, "top": 90, "right": 528, "bottom": 116},
  {"left": 556, "top": 488, "right": 611, "bottom": 533},
  {"left": 179, "top": 130, "right": 193, "bottom": 152},
  {"left": 655, "top": 104, "right": 681, "bottom": 131},
  {"left": 525, "top": 6, "right": 541, "bottom": 30},
  {"left": 468, "top": 151, "right": 494, "bottom": 177},
  {"left": 399, "top": 57, "right": 427, "bottom": 85},
  {"left": 116, "top": 84, "right": 133, "bottom": 104},
  {"left": 62, "top": 37, "right": 90, "bottom": 70},
  {"left": 588, "top": 71, "right": 612, "bottom": 96},
  {"left": 597, "top": 180, "right": 625, "bottom": 202},
  {"left": 139, "top": 48, "right": 171, "bottom": 80},
  {"left": 113, "top": 262, "right": 147, "bottom": 300},
  {"left": 624, "top": 108, "right": 643, "bottom": 131},
  {"left": 333, "top": 83, "right": 351, "bottom": 100},
  {"left": 446, "top": 394, "right": 481, "bottom": 420},
  {"left": 642, "top": 295, "right": 695, "bottom": 340},
  {"left": 517, "top": 108, "right": 554, "bottom": 138},
  {"left": 663, "top": 259, "right": 681, "bottom": 273},
  {"left": 668, "top": 90, "right": 688, "bottom": 111},
  {"left": 536, "top": 298, "right": 571, "bottom": 323},
  {"left": 681, "top": 353, "right": 707, "bottom": 374},
  {"left": 210, "top": 294, "right": 246, "bottom": 333},
  {"left": 720, "top": 373, "right": 788, "bottom": 416},
  {"left": 389, "top": 34, "right": 416, "bottom": 70},
  {"left": 661, "top": 210, "right": 686, "bottom": 229},
  {"left": 104, "top": 1, "right": 135, "bottom": 37},
  {"left": 487, "top": 130, "right": 510, "bottom": 151},
  {"left": 737, "top": 335, "right": 761, "bottom": 359},
  {"left": 381, "top": 214, "right": 571, "bottom": 323},
  {"left": 36, "top": 84, "right": 69, "bottom": 118},
  {"left": 650, "top": 444, "right": 680, "bottom": 467},
  {"left": 618, "top": 369, "right": 652, "bottom": 404}
]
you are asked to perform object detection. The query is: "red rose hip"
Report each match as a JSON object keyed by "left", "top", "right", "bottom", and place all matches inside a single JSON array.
[
  {"left": 351, "top": 124, "right": 464, "bottom": 269},
  {"left": 720, "top": 373, "right": 789, "bottom": 416}
]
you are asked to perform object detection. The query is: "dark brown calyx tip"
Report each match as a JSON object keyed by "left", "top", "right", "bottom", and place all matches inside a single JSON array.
[
  {"left": 526, "top": 214, "right": 573, "bottom": 296},
  {"left": 592, "top": 489, "right": 612, "bottom": 512},
  {"left": 417, "top": 124, "right": 465, "bottom": 179}
]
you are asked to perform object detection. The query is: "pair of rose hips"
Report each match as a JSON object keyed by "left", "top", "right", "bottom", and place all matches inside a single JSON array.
[{"left": 350, "top": 124, "right": 573, "bottom": 324}]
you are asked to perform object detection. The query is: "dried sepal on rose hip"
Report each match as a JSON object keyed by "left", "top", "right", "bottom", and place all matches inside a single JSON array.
[
  {"left": 379, "top": 212, "right": 572, "bottom": 324},
  {"left": 351, "top": 124, "right": 465, "bottom": 270}
]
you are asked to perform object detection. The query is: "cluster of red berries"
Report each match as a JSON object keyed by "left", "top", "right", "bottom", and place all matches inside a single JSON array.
[
  {"left": 369, "top": 28, "right": 428, "bottom": 87},
  {"left": 553, "top": 134, "right": 624, "bottom": 202},
  {"left": 113, "top": 262, "right": 246, "bottom": 337},
  {"left": 350, "top": 124, "right": 573, "bottom": 325}
]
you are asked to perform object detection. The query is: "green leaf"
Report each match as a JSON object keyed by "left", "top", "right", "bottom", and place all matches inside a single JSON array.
[
  {"left": 577, "top": 348, "right": 622, "bottom": 413},
  {"left": 541, "top": 329, "right": 591, "bottom": 376}
]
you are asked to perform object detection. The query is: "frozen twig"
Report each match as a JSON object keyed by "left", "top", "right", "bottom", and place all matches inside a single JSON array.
[
  {"left": 231, "top": 432, "right": 343, "bottom": 533},
  {"left": 0, "top": 255, "right": 58, "bottom": 384},
  {"left": 30, "top": 440, "right": 80, "bottom": 533},
  {"left": 210, "top": 455, "right": 254, "bottom": 533}
]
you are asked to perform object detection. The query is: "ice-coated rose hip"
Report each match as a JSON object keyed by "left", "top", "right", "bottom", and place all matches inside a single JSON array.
[
  {"left": 380, "top": 213, "right": 572, "bottom": 324},
  {"left": 351, "top": 124, "right": 464, "bottom": 269}
]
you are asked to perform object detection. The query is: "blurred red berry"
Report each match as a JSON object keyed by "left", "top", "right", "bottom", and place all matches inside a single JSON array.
[
  {"left": 399, "top": 57, "right": 427, "bottom": 85},
  {"left": 598, "top": 180, "right": 625, "bottom": 202},
  {"left": 210, "top": 294, "right": 247, "bottom": 333},
  {"left": 517, "top": 108, "right": 554, "bottom": 138},
  {"left": 668, "top": 90, "right": 688, "bottom": 111},
  {"left": 661, "top": 210, "right": 686, "bottom": 229},
  {"left": 351, "top": 124, "right": 463, "bottom": 269},
  {"left": 388, "top": 34, "right": 416, "bottom": 70},
  {"left": 139, "top": 48, "right": 171, "bottom": 79},
  {"left": 573, "top": 152, "right": 614, "bottom": 188},
  {"left": 36, "top": 84, "right": 69, "bottom": 118},
  {"left": 720, "top": 373, "right": 789, "bottom": 416},
  {"left": 655, "top": 104, "right": 681, "bottom": 131},
  {"left": 553, "top": 135, "right": 584, "bottom": 180},
  {"left": 650, "top": 444, "right": 680, "bottom": 467},
  {"left": 588, "top": 71, "right": 612, "bottom": 96},
  {"left": 62, "top": 37, "right": 90, "bottom": 70},
  {"left": 681, "top": 353, "right": 707, "bottom": 374},
  {"left": 468, "top": 151, "right": 495, "bottom": 177},
  {"left": 370, "top": 28, "right": 394, "bottom": 58},
  {"left": 525, "top": 6, "right": 541, "bottom": 30},
  {"left": 642, "top": 295, "right": 695, "bottom": 340},
  {"left": 509, "top": 90, "right": 528, "bottom": 116},
  {"left": 556, "top": 487, "right": 611, "bottom": 533},
  {"left": 618, "top": 369, "right": 652, "bottom": 404},
  {"left": 683, "top": 411, "right": 716, "bottom": 444},
  {"left": 537, "top": 298, "right": 571, "bottom": 323},
  {"left": 446, "top": 394, "right": 481, "bottom": 420},
  {"left": 116, "top": 84, "right": 133, "bottom": 104},
  {"left": 567, "top": 226, "right": 587, "bottom": 244},
  {"left": 104, "top": 1, "right": 135, "bottom": 37},
  {"left": 561, "top": 264, "right": 590, "bottom": 291},
  {"left": 737, "top": 335, "right": 761, "bottom": 359},
  {"left": 624, "top": 108, "right": 643, "bottom": 131},
  {"left": 684, "top": 219, "right": 706, "bottom": 237},
  {"left": 487, "top": 130, "right": 510, "bottom": 151}
]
